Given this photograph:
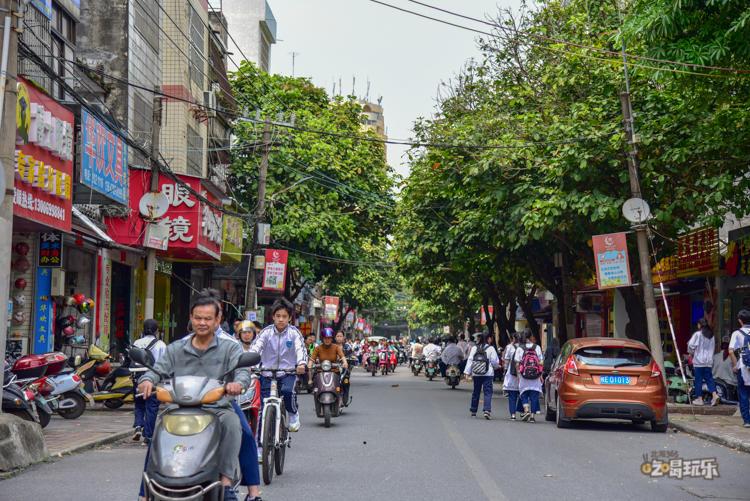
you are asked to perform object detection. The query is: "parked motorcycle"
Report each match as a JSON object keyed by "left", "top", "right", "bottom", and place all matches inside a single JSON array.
[
  {"left": 32, "top": 371, "right": 89, "bottom": 419},
  {"left": 411, "top": 357, "right": 423, "bottom": 376},
  {"left": 2, "top": 362, "right": 40, "bottom": 426},
  {"left": 312, "top": 361, "right": 342, "bottom": 428},
  {"left": 77, "top": 347, "right": 138, "bottom": 409},
  {"left": 424, "top": 357, "right": 439, "bottom": 381},
  {"left": 445, "top": 364, "right": 461, "bottom": 389},
  {"left": 129, "top": 347, "right": 261, "bottom": 501},
  {"left": 715, "top": 377, "right": 738, "bottom": 405},
  {"left": 9, "top": 352, "right": 68, "bottom": 427}
]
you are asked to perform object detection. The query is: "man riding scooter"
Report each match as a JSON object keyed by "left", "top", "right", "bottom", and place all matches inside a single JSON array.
[{"left": 137, "top": 293, "right": 253, "bottom": 501}]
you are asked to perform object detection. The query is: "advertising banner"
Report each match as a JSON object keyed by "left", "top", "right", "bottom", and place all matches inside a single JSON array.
[
  {"left": 33, "top": 269, "right": 54, "bottom": 354},
  {"left": 323, "top": 296, "right": 339, "bottom": 321},
  {"left": 262, "top": 249, "right": 288, "bottom": 292},
  {"left": 676, "top": 227, "right": 719, "bottom": 278},
  {"left": 592, "top": 232, "right": 632, "bottom": 289},
  {"left": 38, "top": 231, "right": 63, "bottom": 267},
  {"left": 80, "top": 108, "right": 129, "bottom": 205}
]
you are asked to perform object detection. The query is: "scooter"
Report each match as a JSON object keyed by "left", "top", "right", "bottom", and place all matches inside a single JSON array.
[
  {"left": 411, "top": 357, "right": 423, "bottom": 376},
  {"left": 84, "top": 349, "right": 138, "bottom": 409},
  {"left": 367, "top": 352, "right": 379, "bottom": 376},
  {"left": 425, "top": 357, "right": 439, "bottom": 381},
  {"left": 379, "top": 351, "right": 389, "bottom": 376},
  {"left": 2, "top": 362, "right": 40, "bottom": 426},
  {"left": 445, "top": 364, "right": 461, "bottom": 389},
  {"left": 715, "top": 377, "right": 738, "bottom": 405},
  {"left": 341, "top": 362, "right": 354, "bottom": 408},
  {"left": 389, "top": 351, "right": 398, "bottom": 373},
  {"left": 129, "top": 347, "right": 261, "bottom": 501},
  {"left": 32, "top": 371, "right": 90, "bottom": 419},
  {"left": 312, "top": 361, "right": 342, "bottom": 428}
]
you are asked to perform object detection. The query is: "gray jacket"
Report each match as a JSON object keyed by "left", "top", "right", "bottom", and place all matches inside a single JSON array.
[{"left": 140, "top": 333, "right": 251, "bottom": 407}]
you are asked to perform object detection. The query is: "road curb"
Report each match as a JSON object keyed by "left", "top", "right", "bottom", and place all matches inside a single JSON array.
[
  {"left": 49, "top": 429, "right": 133, "bottom": 458},
  {"left": 669, "top": 420, "right": 750, "bottom": 454}
]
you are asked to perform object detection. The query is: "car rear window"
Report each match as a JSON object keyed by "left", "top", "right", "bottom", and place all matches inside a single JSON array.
[{"left": 574, "top": 346, "right": 651, "bottom": 367}]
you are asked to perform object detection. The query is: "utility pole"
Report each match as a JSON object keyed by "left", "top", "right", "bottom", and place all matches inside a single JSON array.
[
  {"left": 619, "top": 60, "right": 665, "bottom": 371},
  {"left": 289, "top": 51, "right": 299, "bottom": 77},
  {"left": 0, "top": 0, "right": 19, "bottom": 400},
  {"left": 144, "top": 94, "right": 163, "bottom": 320},
  {"left": 244, "top": 120, "right": 272, "bottom": 312}
]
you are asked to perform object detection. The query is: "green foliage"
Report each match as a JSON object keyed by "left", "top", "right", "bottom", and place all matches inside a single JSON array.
[{"left": 231, "top": 62, "right": 396, "bottom": 312}]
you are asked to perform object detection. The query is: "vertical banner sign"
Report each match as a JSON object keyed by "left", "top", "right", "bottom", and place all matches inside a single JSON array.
[
  {"left": 38, "top": 231, "right": 63, "bottom": 267},
  {"left": 592, "top": 232, "right": 632, "bottom": 289},
  {"left": 33, "top": 269, "right": 54, "bottom": 354},
  {"left": 262, "top": 249, "right": 288, "bottom": 292},
  {"left": 323, "top": 296, "right": 339, "bottom": 321},
  {"left": 80, "top": 109, "right": 129, "bottom": 204},
  {"left": 97, "top": 254, "right": 112, "bottom": 348}
]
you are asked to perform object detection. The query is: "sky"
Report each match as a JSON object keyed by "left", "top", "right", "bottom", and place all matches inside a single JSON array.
[{"left": 267, "top": 0, "right": 521, "bottom": 177}]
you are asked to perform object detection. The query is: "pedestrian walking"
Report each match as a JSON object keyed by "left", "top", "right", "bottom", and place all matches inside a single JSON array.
[
  {"left": 543, "top": 337, "right": 560, "bottom": 379},
  {"left": 502, "top": 332, "right": 522, "bottom": 420},
  {"left": 515, "top": 329, "right": 543, "bottom": 423},
  {"left": 729, "top": 309, "right": 750, "bottom": 427},
  {"left": 131, "top": 319, "right": 166, "bottom": 443},
  {"left": 688, "top": 318, "right": 720, "bottom": 406},
  {"left": 464, "top": 333, "right": 500, "bottom": 419}
]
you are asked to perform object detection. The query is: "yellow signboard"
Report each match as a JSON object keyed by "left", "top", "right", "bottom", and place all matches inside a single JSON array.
[{"left": 221, "top": 215, "right": 244, "bottom": 263}]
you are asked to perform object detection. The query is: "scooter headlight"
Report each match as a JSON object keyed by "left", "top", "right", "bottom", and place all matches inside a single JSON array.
[
  {"left": 162, "top": 414, "right": 214, "bottom": 436},
  {"left": 321, "top": 360, "right": 332, "bottom": 371}
]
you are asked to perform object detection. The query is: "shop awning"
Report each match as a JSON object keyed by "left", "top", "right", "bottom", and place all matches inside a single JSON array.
[{"left": 72, "top": 206, "right": 144, "bottom": 255}]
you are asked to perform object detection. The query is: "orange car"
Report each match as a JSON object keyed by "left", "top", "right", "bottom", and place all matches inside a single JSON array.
[{"left": 543, "top": 337, "right": 668, "bottom": 432}]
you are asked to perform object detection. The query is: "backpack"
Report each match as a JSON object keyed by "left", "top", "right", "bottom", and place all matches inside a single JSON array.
[
  {"left": 741, "top": 329, "right": 750, "bottom": 367},
  {"left": 471, "top": 344, "right": 489, "bottom": 376},
  {"left": 519, "top": 344, "right": 542, "bottom": 379},
  {"left": 509, "top": 346, "right": 518, "bottom": 377}
]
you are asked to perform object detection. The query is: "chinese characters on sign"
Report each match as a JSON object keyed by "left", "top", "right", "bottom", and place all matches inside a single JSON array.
[
  {"left": 38, "top": 231, "right": 63, "bottom": 267},
  {"left": 33, "top": 269, "right": 54, "bottom": 354},
  {"left": 262, "top": 249, "right": 288, "bottom": 292},
  {"left": 640, "top": 451, "right": 719, "bottom": 480},
  {"left": 96, "top": 254, "right": 112, "bottom": 348},
  {"left": 592, "top": 232, "right": 632, "bottom": 289},
  {"left": 676, "top": 227, "right": 719, "bottom": 278},
  {"left": 80, "top": 109, "right": 129, "bottom": 205},
  {"left": 323, "top": 296, "right": 339, "bottom": 321}
]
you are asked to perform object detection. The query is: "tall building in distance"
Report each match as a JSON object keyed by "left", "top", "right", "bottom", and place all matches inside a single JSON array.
[
  {"left": 359, "top": 98, "right": 386, "bottom": 139},
  {"left": 220, "top": 0, "right": 277, "bottom": 72}
]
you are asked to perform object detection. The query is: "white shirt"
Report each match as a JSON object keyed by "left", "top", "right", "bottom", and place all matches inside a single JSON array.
[
  {"left": 463, "top": 344, "right": 500, "bottom": 377},
  {"left": 687, "top": 330, "right": 715, "bottom": 368},
  {"left": 729, "top": 326, "right": 750, "bottom": 386},
  {"left": 502, "top": 344, "right": 520, "bottom": 391},
  {"left": 423, "top": 343, "right": 442, "bottom": 361},
  {"left": 713, "top": 351, "right": 737, "bottom": 385},
  {"left": 133, "top": 335, "right": 166, "bottom": 363},
  {"left": 514, "top": 343, "right": 544, "bottom": 394}
]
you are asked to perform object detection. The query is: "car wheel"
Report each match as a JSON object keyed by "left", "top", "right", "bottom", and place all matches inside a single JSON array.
[
  {"left": 650, "top": 408, "right": 668, "bottom": 433},
  {"left": 556, "top": 394, "right": 571, "bottom": 429},
  {"left": 544, "top": 392, "right": 556, "bottom": 422}
]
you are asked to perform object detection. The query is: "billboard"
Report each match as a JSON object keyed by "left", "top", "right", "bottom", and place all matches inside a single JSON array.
[{"left": 592, "top": 232, "right": 632, "bottom": 289}]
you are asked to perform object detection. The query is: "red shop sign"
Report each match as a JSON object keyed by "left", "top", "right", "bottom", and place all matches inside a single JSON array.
[
  {"left": 105, "top": 169, "right": 223, "bottom": 260},
  {"left": 676, "top": 227, "right": 719, "bottom": 278},
  {"left": 262, "top": 249, "right": 288, "bottom": 292},
  {"left": 14, "top": 78, "right": 74, "bottom": 231}
]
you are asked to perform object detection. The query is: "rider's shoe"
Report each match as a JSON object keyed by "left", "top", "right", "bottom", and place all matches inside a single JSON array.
[
  {"left": 223, "top": 486, "right": 239, "bottom": 501},
  {"left": 288, "top": 412, "right": 301, "bottom": 432}
]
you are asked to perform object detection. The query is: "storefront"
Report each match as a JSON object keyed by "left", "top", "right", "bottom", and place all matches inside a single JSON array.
[
  {"left": 105, "top": 170, "right": 223, "bottom": 342},
  {"left": 7, "top": 78, "right": 74, "bottom": 357}
]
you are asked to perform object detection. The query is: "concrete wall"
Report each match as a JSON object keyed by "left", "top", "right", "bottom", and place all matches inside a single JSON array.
[{"left": 222, "top": 0, "right": 269, "bottom": 71}]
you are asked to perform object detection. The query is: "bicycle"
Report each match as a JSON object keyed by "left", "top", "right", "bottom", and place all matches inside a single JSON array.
[{"left": 256, "top": 367, "right": 296, "bottom": 485}]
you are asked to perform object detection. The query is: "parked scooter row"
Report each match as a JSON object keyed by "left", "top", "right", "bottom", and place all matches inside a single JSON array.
[{"left": 665, "top": 359, "right": 738, "bottom": 405}]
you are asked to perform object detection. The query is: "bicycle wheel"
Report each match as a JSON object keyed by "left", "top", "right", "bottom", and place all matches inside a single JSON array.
[
  {"left": 262, "top": 406, "right": 276, "bottom": 485},
  {"left": 275, "top": 411, "right": 287, "bottom": 475}
]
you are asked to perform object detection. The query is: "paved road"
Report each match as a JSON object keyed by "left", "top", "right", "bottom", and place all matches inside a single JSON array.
[{"left": 2, "top": 368, "right": 748, "bottom": 500}]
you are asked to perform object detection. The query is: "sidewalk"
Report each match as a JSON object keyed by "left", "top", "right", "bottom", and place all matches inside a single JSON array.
[
  {"left": 43, "top": 405, "right": 135, "bottom": 457},
  {"left": 669, "top": 409, "right": 750, "bottom": 454}
]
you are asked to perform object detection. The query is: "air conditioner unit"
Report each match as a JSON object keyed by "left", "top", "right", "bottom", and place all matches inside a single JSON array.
[{"left": 203, "top": 91, "right": 217, "bottom": 117}]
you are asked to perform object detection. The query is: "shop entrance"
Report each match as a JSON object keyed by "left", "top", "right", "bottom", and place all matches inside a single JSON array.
[{"left": 110, "top": 262, "right": 131, "bottom": 358}]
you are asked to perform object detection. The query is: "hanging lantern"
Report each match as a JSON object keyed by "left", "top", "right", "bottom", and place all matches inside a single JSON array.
[
  {"left": 14, "top": 242, "right": 30, "bottom": 256},
  {"left": 14, "top": 278, "right": 27, "bottom": 290},
  {"left": 13, "top": 257, "right": 30, "bottom": 272}
]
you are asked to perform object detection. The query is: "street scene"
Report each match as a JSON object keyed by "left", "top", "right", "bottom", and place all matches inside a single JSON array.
[{"left": 1, "top": 0, "right": 750, "bottom": 500}]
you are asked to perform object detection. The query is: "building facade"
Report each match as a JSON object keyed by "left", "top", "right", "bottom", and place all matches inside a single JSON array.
[{"left": 221, "top": 0, "right": 276, "bottom": 72}]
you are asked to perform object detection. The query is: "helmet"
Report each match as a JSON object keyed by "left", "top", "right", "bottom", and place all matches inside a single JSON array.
[
  {"left": 239, "top": 320, "right": 255, "bottom": 332},
  {"left": 321, "top": 327, "right": 335, "bottom": 339}
]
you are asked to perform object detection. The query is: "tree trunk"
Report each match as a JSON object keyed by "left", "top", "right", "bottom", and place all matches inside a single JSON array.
[{"left": 517, "top": 286, "right": 540, "bottom": 339}]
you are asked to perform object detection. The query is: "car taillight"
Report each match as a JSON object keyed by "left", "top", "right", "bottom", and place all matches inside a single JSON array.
[
  {"left": 650, "top": 361, "right": 662, "bottom": 378},
  {"left": 564, "top": 355, "right": 579, "bottom": 376}
]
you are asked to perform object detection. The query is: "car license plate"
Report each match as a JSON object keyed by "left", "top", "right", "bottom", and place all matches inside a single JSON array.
[{"left": 599, "top": 375, "right": 631, "bottom": 385}]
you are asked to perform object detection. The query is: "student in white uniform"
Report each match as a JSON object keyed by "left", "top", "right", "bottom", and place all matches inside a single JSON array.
[{"left": 514, "top": 329, "right": 544, "bottom": 423}]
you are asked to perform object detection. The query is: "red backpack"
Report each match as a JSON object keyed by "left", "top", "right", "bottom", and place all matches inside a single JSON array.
[{"left": 519, "top": 344, "right": 542, "bottom": 379}]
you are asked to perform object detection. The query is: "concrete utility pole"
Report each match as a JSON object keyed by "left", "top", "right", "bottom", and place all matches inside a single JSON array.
[
  {"left": 144, "top": 94, "right": 163, "bottom": 319},
  {"left": 620, "top": 81, "right": 665, "bottom": 372},
  {"left": 244, "top": 120, "right": 272, "bottom": 312},
  {"left": 0, "top": 0, "right": 19, "bottom": 402}
]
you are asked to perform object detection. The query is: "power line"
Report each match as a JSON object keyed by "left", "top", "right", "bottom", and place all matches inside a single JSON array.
[
  {"left": 405, "top": 0, "right": 750, "bottom": 75},
  {"left": 367, "top": 0, "right": 750, "bottom": 78}
]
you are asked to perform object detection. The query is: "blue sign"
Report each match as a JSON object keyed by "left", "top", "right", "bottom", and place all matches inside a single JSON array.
[
  {"left": 30, "top": 0, "right": 52, "bottom": 19},
  {"left": 33, "top": 269, "right": 54, "bottom": 354},
  {"left": 80, "top": 109, "right": 129, "bottom": 205}
]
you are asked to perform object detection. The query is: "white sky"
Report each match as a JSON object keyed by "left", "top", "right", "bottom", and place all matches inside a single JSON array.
[{"left": 267, "top": 0, "right": 521, "bottom": 177}]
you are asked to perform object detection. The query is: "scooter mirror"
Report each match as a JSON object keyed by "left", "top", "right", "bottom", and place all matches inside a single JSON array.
[
  {"left": 236, "top": 352, "right": 261, "bottom": 369},
  {"left": 129, "top": 347, "right": 155, "bottom": 369}
]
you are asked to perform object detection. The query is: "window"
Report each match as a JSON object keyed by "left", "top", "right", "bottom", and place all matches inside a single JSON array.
[
  {"left": 131, "top": 92, "right": 152, "bottom": 167},
  {"left": 188, "top": 5, "right": 205, "bottom": 89},
  {"left": 259, "top": 33, "right": 270, "bottom": 73},
  {"left": 574, "top": 346, "right": 652, "bottom": 367},
  {"left": 186, "top": 125, "right": 203, "bottom": 177},
  {"left": 134, "top": 0, "right": 159, "bottom": 52}
]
